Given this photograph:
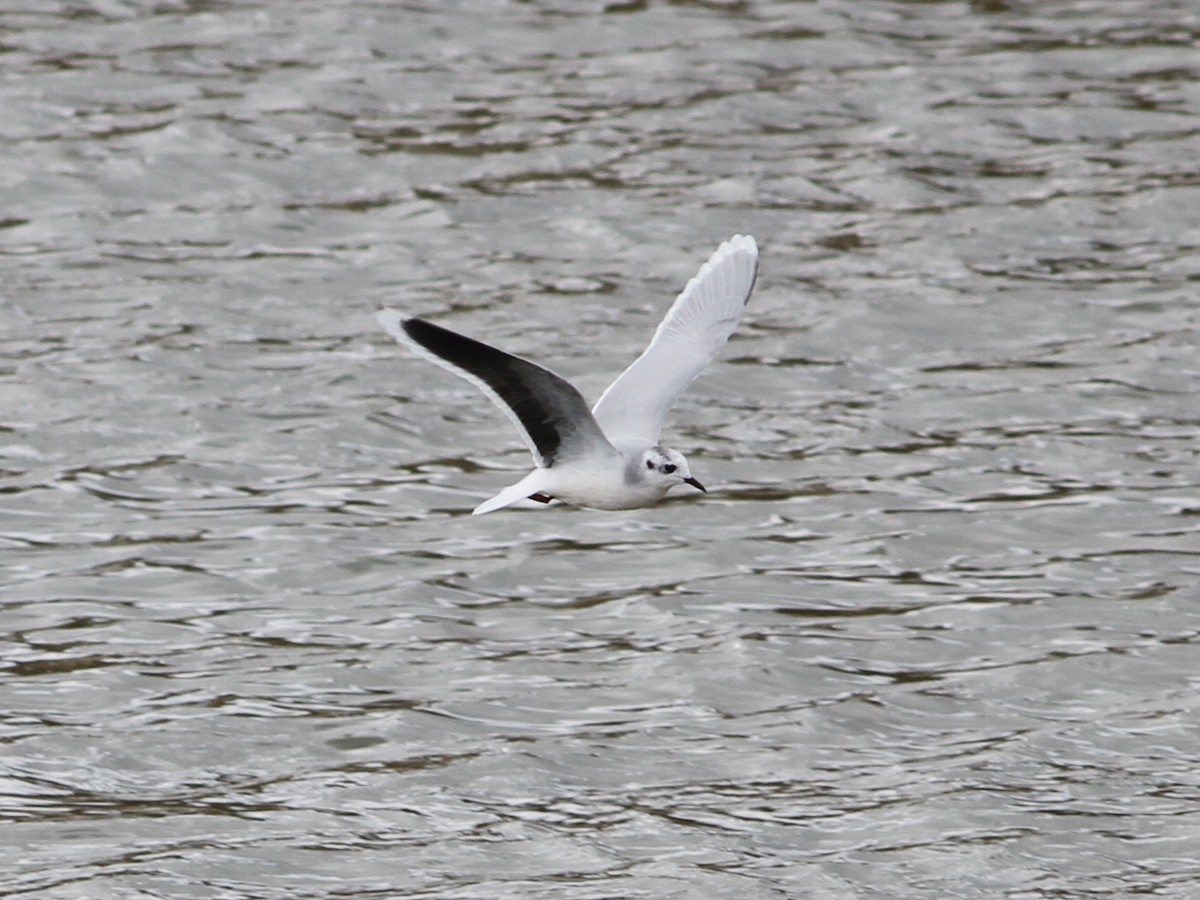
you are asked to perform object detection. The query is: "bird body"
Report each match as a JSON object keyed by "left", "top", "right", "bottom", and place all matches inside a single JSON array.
[
  {"left": 470, "top": 450, "right": 643, "bottom": 515},
  {"left": 378, "top": 234, "right": 759, "bottom": 515}
]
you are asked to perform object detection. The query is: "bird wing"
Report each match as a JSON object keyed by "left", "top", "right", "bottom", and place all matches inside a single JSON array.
[
  {"left": 378, "top": 311, "right": 614, "bottom": 468},
  {"left": 591, "top": 234, "right": 758, "bottom": 445}
]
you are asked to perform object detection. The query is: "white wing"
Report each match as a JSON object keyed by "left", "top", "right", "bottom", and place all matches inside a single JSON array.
[{"left": 591, "top": 234, "right": 758, "bottom": 445}]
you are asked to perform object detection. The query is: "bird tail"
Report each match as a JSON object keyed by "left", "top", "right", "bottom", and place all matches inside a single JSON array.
[{"left": 472, "top": 472, "right": 549, "bottom": 515}]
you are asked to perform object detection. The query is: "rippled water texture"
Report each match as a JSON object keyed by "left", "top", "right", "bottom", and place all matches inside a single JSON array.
[{"left": 3, "top": 1, "right": 1199, "bottom": 897}]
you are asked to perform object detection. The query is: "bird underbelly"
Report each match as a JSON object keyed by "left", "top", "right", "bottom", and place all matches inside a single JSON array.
[{"left": 543, "top": 481, "right": 669, "bottom": 511}]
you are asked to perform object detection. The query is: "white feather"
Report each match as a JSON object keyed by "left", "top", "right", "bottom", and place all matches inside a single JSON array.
[{"left": 591, "top": 234, "right": 758, "bottom": 445}]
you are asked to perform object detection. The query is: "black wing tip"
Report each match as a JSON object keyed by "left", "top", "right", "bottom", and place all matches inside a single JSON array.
[
  {"left": 398, "top": 316, "right": 434, "bottom": 342},
  {"left": 381, "top": 312, "right": 465, "bottom": 361},
  {"left": 377, "top": 310, "right": 439, "bottom": 337},
  {"left": 399, "top": 317, "right": 492, "bottom": 366},
  {"left": 377, "top": 309, "right": 412, "bottom": 340},
  {"left": 380, "top": 313, "right": 570, "bottom": 466}
]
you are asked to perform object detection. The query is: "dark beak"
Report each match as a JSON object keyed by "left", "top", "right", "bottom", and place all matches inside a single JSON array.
[{"left": 684, "top": 476, "right": 706, "bottom": 493}]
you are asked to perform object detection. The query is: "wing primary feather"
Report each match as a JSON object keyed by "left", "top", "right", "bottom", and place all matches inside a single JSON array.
[
  {"left": 378, "top": 311, "right": 612, "bottom": 468},
  {"left": 591, "top": 234, "right": 759, "bottom": 444}
]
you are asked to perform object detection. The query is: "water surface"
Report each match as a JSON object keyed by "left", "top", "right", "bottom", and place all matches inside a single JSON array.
[{"left": 2, "top": 1, "right": 1198, "bottom": 897}]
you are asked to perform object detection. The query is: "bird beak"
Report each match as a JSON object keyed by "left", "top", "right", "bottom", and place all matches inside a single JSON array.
[{"left": 684, "top": 476, "right": 706, "bottom": 493}]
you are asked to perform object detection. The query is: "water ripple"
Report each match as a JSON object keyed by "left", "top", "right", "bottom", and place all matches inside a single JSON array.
[{"left": 3, "top": 1, "right": 1200, "bottom": 897}]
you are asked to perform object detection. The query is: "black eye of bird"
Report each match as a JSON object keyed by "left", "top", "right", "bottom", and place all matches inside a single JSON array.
[
  {"left": 663, "top": 464, "right": 676, "bottom": 474},
  {"left": 646, "top": 459, "right": 654, "bottom": 469}
]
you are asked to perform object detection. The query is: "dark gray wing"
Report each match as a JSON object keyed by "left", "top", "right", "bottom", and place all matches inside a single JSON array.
[{"left": 378, "top": 311, "right": 614, "bottom": 468}]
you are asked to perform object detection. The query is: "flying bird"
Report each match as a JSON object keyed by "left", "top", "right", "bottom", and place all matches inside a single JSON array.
[{"left": 378, "top": 234, "right": 759, "bottom": 514}]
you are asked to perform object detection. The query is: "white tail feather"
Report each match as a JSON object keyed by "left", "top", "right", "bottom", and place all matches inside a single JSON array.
[{"left": 472, "top": 471, "right": 549, "bottom": 515}]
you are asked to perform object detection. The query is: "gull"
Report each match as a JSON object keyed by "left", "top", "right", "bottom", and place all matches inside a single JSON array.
[{"left": 378, "top": 234, "right": 758, "bottom": 515}]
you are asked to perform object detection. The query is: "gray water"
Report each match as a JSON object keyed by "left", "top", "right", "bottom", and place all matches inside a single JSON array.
[{"left": 2, "top": 1, "right": 1199, "bottom": 897}]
